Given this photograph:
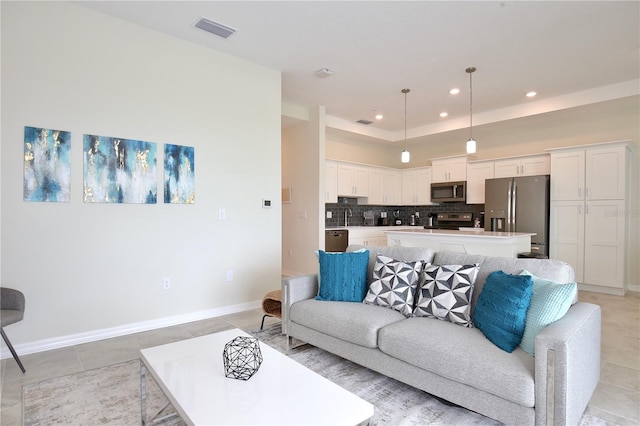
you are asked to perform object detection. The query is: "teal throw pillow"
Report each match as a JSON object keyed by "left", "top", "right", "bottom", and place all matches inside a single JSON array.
[
  {"left": 316, "top": 249, "right": 369, "bottom": 302},
  {"left": 518, "top": 270, "right": 577, "bottom": 356},
  {"left": 473, "top": 270, "right": 533, "bottom": 353}
]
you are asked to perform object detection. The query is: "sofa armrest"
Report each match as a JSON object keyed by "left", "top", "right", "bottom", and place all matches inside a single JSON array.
[
  {"left": 281, "top": 274, "right": 318, "bottom": 334},
  {"left": 534, "top": 302, "right": 601, "bottom": 426}
]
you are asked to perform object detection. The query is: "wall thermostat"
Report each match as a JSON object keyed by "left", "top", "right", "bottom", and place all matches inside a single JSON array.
[{"left": 262, "top": 198, "right": 272, "bottom": 208}]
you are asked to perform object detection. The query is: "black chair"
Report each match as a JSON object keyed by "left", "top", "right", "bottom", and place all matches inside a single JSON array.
[{"left": 1, "top": 287, "right": 26, "bottom": 373}]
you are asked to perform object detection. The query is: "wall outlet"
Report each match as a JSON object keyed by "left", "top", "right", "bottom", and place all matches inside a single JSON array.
[
  {"left": 218, "top": 209, "right": 226, "bottom": 220},
  {"left": 326, "top": 211, "right": 332, "bottom": 219},
  {"left": 415, "top": 212, "right": 420, "bottom": 218},
  {"left": 162, "top": 277, "right": 171, "bottom": 291},
  {"left": 226, "top": 270, "right": 233, "bottom": 282}
]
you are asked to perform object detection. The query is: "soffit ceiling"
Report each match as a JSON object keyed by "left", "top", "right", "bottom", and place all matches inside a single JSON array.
[{"left": 76, "top": 1, "right": 639, "bottom": 144}]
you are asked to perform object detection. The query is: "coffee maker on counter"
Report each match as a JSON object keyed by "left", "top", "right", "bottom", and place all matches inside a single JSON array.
[{"left": 377, "top": 211, "right": 390, "bottom": 226}]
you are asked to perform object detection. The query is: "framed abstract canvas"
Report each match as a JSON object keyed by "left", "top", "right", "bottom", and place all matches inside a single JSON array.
[
  {"left": 83, "top": 134, "right": 157, "bottom": 203},
  {"left": 24, "top": 126, "right": 71, "bottom": 202},
  {"left": 164, "top": 144, "right": 195, "bottom": 204}
]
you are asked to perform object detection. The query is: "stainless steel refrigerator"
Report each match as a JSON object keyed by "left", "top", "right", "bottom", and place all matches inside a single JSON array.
[{"left": 484, "top": 175, "right": 550, "bottom": 257}]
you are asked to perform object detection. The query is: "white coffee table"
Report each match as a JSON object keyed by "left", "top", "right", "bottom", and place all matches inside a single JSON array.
[{"left": 140, "top": 328, "right": 374, "bottom": 425}]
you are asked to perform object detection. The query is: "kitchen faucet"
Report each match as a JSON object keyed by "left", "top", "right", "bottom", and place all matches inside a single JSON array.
[{"left": 345, "top": 208, "right": 352, "bottom": 227}]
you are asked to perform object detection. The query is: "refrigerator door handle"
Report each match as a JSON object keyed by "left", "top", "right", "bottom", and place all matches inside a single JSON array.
[{"left": 511, "top": 180, "right": 517, "bottom": 232}]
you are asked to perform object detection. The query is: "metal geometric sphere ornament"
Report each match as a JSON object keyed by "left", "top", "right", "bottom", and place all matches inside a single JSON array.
[{"left": 223, "top": 336, "right": 263, "bottom": 380}]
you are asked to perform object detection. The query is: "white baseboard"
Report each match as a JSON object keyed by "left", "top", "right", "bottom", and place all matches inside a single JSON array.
[{"left": 1, "top": 300, "right": 261, "bottom": 360}]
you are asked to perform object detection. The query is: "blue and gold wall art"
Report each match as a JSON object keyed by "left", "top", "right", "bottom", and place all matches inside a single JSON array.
[
  {"left": 83, "top": 134, "right": 157, "bottom": 204},
  {"left": 164, "top": 144, "right": 195, "bottom": 204},
  {"left": 24, "top": 126, "right": 72, "bottom": 202}
]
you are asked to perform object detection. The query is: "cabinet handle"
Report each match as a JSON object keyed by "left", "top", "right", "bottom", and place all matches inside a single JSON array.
[
  {"left": 585, "top": 187, "right": 590, "bottom": 198},
  {"left": 578, "top": 187, "right": 582, "bottom": 198}
]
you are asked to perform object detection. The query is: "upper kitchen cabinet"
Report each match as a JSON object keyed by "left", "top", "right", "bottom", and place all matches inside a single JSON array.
[
  {"left": 430, "top": 155, "right": 470, "bottom": 183},
  {"left": 493, "top": 154, "right": 550, "bottom": 178},
  {"left": 369, "top": 167, "right": 401, "bottom": 205},
  {"left": 466, "top": 160, "right": 495, "bottom": 204},
  {"left": 337, "top": 163, "right": 369, "bottom": 197},
  {"left": 325, "top": 160, "right": 338, "bottom": 203},
  {"left": 402, "top": 167, "right": 432, "bottom": 205},
  {"left": 549, "top": 143, "right": 628, "bottom": 201}
]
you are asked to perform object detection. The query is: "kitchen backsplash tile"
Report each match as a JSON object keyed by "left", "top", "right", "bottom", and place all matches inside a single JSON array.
[{"left": 325, "top": 197, "right": 485, "bottom": 227}]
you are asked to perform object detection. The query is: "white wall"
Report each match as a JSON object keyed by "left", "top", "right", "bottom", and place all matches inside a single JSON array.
[
  {"left": 1, "top": 2, "right": 282, "bottom": 350},
  {"left": 281, "top": 108, "right": 324, "bottom": 275}
]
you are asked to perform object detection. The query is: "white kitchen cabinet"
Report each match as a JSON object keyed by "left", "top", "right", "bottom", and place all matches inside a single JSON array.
[
  {"left": 368, "top": 168, "right": 401, "bottom": 205},
  {"left": 348, "top": 228, "right": 386, "bottom": 247},
  {"left": 431, "top": 155, "right": 469, "bottom": 183},
  {"left": 550, "top": 144, "right": 628, "bottom": 201},
  {"left": 548, "top": 141, "right": 630, "bottom": 294},
  {"left": 383, "top": 170, "right": 402, "bottom": 205},
  {"left": 466, "top": 160, "right": 494, "bottom": 204},
  {"left": 368, "top": 168, "right": 384, "bottom": 204},
  {"left": 337, "top": 163, "right": 369, "bottom": 197},
  {"left": 549, "top": 151, "right": 585, "bottom": 201},
  {"left": 401, "top": 167, "right": 432, "bottom": 205},
  {"left": 585, "top": 147, "right": 627, "bottom": 200},
  {"left": 493, "top": 154, "right": 550, "bottom": 178},
  {"left": 325, "top": 161, "right": 338, "bottom": 203}
]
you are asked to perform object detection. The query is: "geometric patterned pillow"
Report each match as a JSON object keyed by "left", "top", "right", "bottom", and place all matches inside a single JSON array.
[
  {"left": 413, "top": 264, "right": 480, "bottom": 327},
  {"left": 363, "top": 255, "right": 424, "bottom": 317}
]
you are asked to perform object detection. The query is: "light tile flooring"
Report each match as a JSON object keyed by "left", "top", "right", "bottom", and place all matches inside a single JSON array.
[{"left": 1, "top": 291, "right": 639, "bottom": 425}]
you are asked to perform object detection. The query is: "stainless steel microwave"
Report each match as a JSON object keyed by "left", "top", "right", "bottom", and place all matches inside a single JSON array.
[{"left": 431, "top": 181, "right": 466, "bottom": 202}]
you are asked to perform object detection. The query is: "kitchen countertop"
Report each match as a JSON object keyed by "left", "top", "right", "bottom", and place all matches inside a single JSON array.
[{"left": 385, "top": 228, "right": 536, "bottom": 239}]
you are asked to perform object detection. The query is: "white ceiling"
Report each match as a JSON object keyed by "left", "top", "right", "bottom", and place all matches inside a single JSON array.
[{"left": 76, "top": 1, "right": 639, "bottom": 143}]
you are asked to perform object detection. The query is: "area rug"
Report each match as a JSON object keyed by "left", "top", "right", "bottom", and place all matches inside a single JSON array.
[
  {"left": 23, "top": 359, "right": 185, "bottom": 426},
  {"left": 23, "top": 324, "right": 608, "bottom": 425}
]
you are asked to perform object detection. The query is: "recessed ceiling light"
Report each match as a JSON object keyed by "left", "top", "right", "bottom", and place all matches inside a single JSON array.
[
  {"left": 439, "top": 112, "right": 448, "bottom": 118},
  {"left": 375, "top": 114, "right": 383, "bottom": 120},
  {"left": 526, "top": 91, "right": 537, "bottom": 97},
  {"left": 449, "top": 88, "right": 460, "bottom": 95}
]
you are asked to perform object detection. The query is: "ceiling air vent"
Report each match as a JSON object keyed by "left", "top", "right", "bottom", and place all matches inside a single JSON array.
[
  {"left": 195, "top": 17, "right": 236, "bottom": 39},
  {"left": 356, "top": 119, "right": 374, "bottom": 125}
]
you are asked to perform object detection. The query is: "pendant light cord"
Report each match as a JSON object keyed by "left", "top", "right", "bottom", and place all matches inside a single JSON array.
[
  {"left": 402, "top": 88, "right": 410, "bottom": 148},
  {"left": 466, "top": 67, "right": 476, "bottom": 141}
]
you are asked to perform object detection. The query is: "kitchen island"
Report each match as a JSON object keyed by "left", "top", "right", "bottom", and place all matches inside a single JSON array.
[{"left": 385, "top": 228, "right": 535, "bottom": 258}]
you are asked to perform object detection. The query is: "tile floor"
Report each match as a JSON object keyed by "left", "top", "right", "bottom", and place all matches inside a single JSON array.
[{"left": 1, "top": 291, "right": 638, "bottom": 425}]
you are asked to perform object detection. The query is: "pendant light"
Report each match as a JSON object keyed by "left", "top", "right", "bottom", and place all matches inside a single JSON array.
[
  {"left": 466, "top": 67, "right": 477, "bottom": 154},
  {"left": 401, "top": 88, "right": 411, "bottom": 163}
]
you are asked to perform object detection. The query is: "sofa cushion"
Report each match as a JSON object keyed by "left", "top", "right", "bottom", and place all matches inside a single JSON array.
[
  {"left": 414, "top": 263, "right": 480, "bottom": 327},
  {"left": 473, "top": 271, "right": 533, "bottom": 353},
  {"left": 290, "top": 299, "right": 405, "bottom": 348},
  {"left": 518, "top": 270, "right": 577, "bottom": 356},
  {"left": 363, "top": 255, "right": 424, "bottom": 317},
  {"left": 378, "top": 317, "right": 535, "bottom": 407},
  {"left": 432, "top": 252, "right": 575, "bottom": 314},
  {"left": 315, "top": 249, "right": 369, "bottom": 302}
]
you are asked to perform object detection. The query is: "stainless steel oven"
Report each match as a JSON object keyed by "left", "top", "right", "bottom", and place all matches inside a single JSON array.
[{"left": 430, "top": 181, "right": 466, "bottom": 203}]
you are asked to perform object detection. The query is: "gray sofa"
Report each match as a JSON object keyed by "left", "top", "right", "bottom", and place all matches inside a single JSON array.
[{"left": 282, "top": 246, "right": 601, "bottom": 425}]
